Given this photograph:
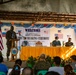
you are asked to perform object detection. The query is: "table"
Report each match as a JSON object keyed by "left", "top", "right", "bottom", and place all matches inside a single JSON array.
[{"left": 20, "top": 46, "right": 76, "bottom": 60}]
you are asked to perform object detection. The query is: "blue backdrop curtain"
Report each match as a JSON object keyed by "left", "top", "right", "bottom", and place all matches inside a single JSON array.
[{"left": 1, "top": 23, "right": 76, "bottom": 32}]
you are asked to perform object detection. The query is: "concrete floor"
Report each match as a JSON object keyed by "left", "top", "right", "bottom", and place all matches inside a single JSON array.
[{"left": 3, "top": 58, "right": 26, "bottom": 68}]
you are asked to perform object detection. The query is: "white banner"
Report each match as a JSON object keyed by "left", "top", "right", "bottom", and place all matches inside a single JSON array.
[{"left": 16, "top": 27, "right": 50, "bottom": 46}]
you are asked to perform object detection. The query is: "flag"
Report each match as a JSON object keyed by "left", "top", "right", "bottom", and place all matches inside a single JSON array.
[
  {"left": 55, "top": 34, "right": 63, "bottom": 39},
  {"left": 0, "top": 27, "right": 4, "bottom": 50},
  {"left": 67, "top": 35, "right": 71, "bottom": 38},
  {"left": 55, "top": 34, "right": 58, "bottom": 37},
  {"left": 44, "top": 30, "right": 48, "bottom": 34},
  {"left": 58, "top": 30, "right": 61, "bottom": 33},
  {"left": 4, "top": 28, "right": 9, "bottom": 32},
  {"left": 58, "top": 34, "right": 63, "bottom": 39}
]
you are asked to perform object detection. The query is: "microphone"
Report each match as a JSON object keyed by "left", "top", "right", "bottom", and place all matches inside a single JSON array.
[{"left": 62, "top": 41, "right": 65, "bottom": 46}]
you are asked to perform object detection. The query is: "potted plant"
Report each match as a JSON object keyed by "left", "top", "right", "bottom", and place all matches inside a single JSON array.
[
  {"left": 45, "top": 55, "right": 52, "bottom": 65},
  {"left": 26, "top": 56, "right": 37, "bottom": 68}
]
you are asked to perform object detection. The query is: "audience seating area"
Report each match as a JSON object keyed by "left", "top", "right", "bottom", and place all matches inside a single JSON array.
[{"left": 0, "top": 51, "right": 76, "bottom": 75}]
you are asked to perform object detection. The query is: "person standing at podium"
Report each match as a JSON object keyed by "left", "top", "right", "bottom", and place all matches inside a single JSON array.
[{"left": 6, "top": 26, "right": 17, "bottom": 61}]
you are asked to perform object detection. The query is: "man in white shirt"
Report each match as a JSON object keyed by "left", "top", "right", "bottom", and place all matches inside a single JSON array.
[{"left": 48, "top": 56, "right": 64, "bottom": 75}]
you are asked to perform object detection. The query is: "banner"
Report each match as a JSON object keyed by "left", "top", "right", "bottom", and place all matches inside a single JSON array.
[{"left": 16, "top": 27, "right": 50, "bottom": 46}]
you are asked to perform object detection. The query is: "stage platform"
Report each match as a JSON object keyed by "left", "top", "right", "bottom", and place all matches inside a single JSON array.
[{"left": 20, "top": 46, "right": 76, "bottom": 60}]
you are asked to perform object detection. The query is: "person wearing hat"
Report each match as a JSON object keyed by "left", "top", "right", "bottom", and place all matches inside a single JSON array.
[{"left": 34, "top": 54, "right": 50, "bottom": 75}]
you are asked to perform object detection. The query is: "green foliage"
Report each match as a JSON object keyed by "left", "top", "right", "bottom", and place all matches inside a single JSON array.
[
  {"left": 51, "top": 57, "right": 65, "bottom": 67},
  {"left": 26, "top": 56, "right": 37, "bottom": 68},
  {"left": 45, "top": 56, "right": 65, "bottom": 67},
  {"left": 61, "top": 58, "right": 65, "bottom": 66},
  {"left": 45, "top": 55, "right": 51, "bottom": 64},
  {"left": 26, "top": 56, "right": 66, "bottom": 68}
]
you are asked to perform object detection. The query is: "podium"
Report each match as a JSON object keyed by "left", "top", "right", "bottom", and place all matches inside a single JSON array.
[{"left": 10, "top": 39, "right": 19, "bottom": 61}]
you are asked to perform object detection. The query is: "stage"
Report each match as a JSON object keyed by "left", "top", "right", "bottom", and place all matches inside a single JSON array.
[{"left": 20, "top": 46, "right": 76, "bottom": 60}]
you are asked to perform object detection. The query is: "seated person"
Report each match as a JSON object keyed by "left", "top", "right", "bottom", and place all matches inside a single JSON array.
[
  {"left": 9, "top": 64, "right": 20, "bottom": 75},
  {"left": 22, "top": 37, "right": 29, "bottom": 46},
  {"left": 35, "top": 41, "right": 42, "bottom": 46},
  {"left": 22, "top": 41, "right": 29, "bottom": 46},
  {"left": 52, "top": 36, "right": 61, "bottom": 46},
  {"left": 22, "top": 67, "right": 33, "bottom": 75},
  {"left": 64, "top": 64, "right": 76, "bottom": 75},
  {"left": 48, "top": 56, "right": 64, "bottom": 75},
  {"left": 65, "top": 38, "right": 73, "bottom": 47},
  {"left": 70, "top": 55, "right": 76, "bottom": 71},
  {"left": 34, "top": 54, "right": 51, "bottom": 75},
  {"left": 8, "top": 59, "right": 23, "bottom": 75},
  {"left": 0, "top": 56, "right": 8, "bottom": 74},
  {"left": 45, "top": 71, "right": 60, "bottom": 75}
]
